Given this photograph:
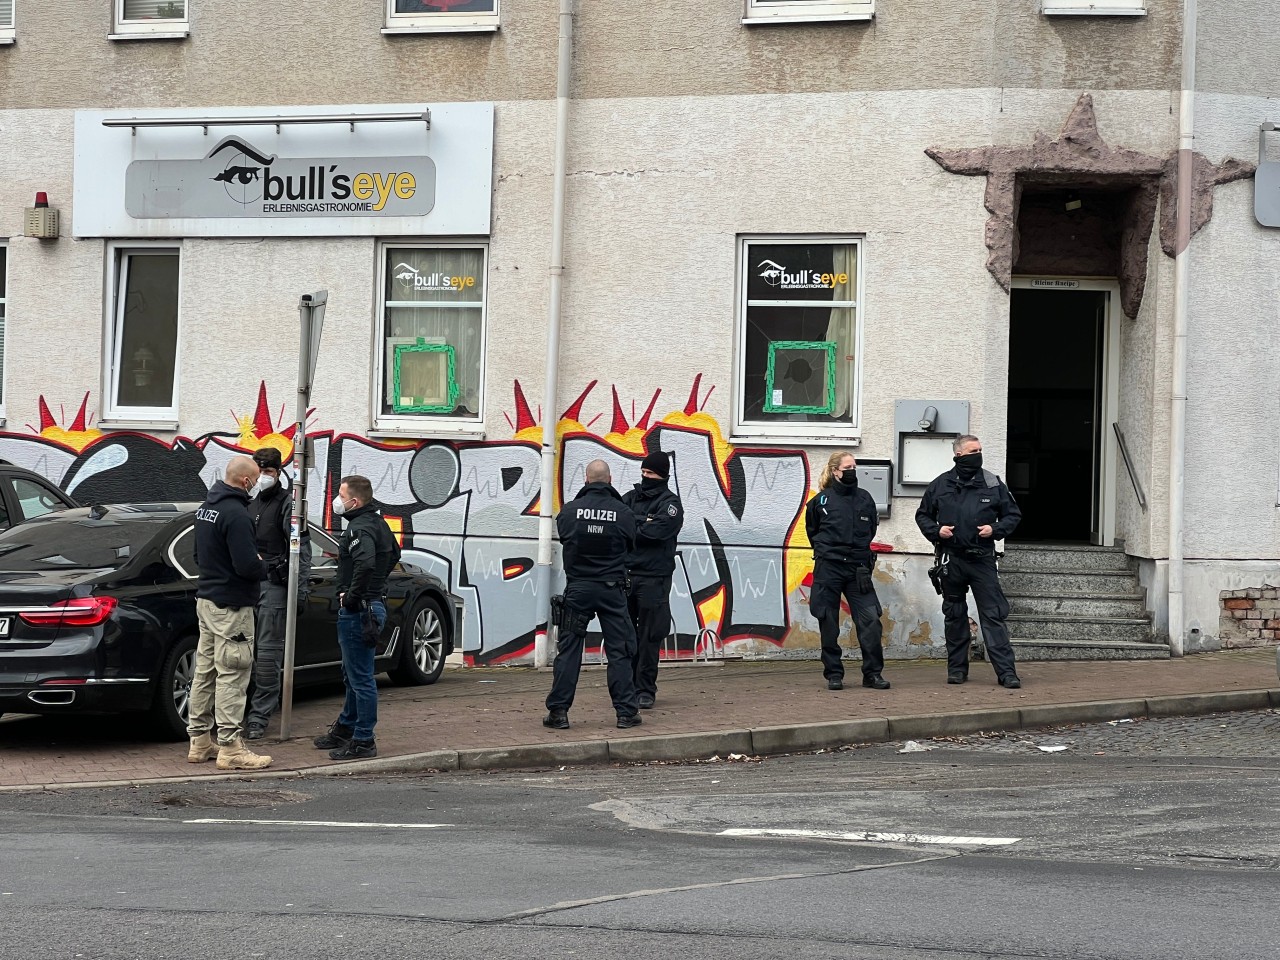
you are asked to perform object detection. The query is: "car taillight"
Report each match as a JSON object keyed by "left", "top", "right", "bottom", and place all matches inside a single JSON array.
[{"left": 19, "top": 597, "right": 119, "bottom": 628}]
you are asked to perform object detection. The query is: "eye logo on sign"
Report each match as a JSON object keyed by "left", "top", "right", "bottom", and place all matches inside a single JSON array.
[
  {"left": 124, "top": 136, "right": 437, "bottom": 220},
  {"left": 756, "top": 259, "right": 849, "bottom": 291}
]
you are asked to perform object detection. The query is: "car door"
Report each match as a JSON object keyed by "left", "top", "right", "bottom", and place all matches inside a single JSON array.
[{"left": 295, "top": 526, "right": 342, "bottom": 668}]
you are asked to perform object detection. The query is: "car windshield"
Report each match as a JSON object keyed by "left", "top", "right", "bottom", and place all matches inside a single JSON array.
[{"left": 0, "top": 515, "right": 163, "bottom": 571}]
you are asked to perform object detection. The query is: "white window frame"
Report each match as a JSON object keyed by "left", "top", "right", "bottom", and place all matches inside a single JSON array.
[
  {"left": 103, "top": 242, "right": 182, "bottom": 427},
  {"left": 1041, "top": 0, "right": 1146, "bottom": 15},
  {"left": 383, "top": 0, "right": 500, "bottom": 35},
  {"left": 732, "top": 235, "right": 865, "bottom": 444},
  {"left": 110, "top": 0, "right": 190, "bottom": 40},
  {"left": 372, "top": 240, "right": 489, "bottom": 437},
  {"left": 0, "top": 241, "right": 7, "bottom": 418},
  {"left": 0, "top": 0, "right": 15, "bottom": 45},
  {"left": 743, "top": 0, "right": 874, "bottom": 26}
]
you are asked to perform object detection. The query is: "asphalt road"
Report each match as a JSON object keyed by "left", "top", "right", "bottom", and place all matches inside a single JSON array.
[{"left": 2, "top": 711, "right": 1278, "bottom": 959}]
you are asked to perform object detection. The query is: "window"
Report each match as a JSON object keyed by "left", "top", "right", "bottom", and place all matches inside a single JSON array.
[
  {"left": 1041, "top": 0, "right": 1146, "bottom": 14},
  {"left": 106, "top": 246, "right": 181, "bottom": 422},
  {"left": 167, "top": 526, "right": 197, "bottom": 579},
  {"left": 12, "top": 477, "right": 67, "bottom": 523},
  {"left": 735, "top": 237, "right": 862, "bottom": 439},
  {"left": 0, "top": 244, "right": 6, "bottom": 412},
  {"left": 376, "top": 244, "right": 487, "bottom": 429},
  {"left": 112, "top": 0, "right": 189, "bottom": 38},
  {"left": 0, "top": 1, "right": 15, "bottom": 44},
  {"left": 384, "top": 0, "right": 499, "bottom": 33},
  {"left": 743, "top": 0, "right": 874, "bottom": 25}
]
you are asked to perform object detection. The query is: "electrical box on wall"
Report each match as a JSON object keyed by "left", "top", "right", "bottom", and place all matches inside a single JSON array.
[
  {"left": 854, "top": 459, "right": 892, "bottom": 518},
  {"left": 893, "top": 399, "right": 970, "bottom": 497}
]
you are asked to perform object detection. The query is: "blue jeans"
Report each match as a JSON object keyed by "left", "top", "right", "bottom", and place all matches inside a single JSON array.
[{"left": 336, "top": 600, "right": 386, "bottom": 741}]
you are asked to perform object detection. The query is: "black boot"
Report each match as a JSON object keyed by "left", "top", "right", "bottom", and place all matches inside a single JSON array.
[
  {"left": 329, "top": 738, "right": 378, "bottom": 761},
  {"left": 313, "top": 722, "right": 353, "bottom": 750},
  {"left": 862, "top": 675, "right": 891, "bottom": 690},
  {"left": 543, "top": 710, "right": 570, "bottom": 729}
]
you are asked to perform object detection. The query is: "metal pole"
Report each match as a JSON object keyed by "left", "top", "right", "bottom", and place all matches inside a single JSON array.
[
  {"left": 279, "top": 298, "right": 312, "bottom": 738},
  {"left": 534, "top": 0, "right": 575, "bottom": 668},
  {"left": 1168, "top": 0, "right": 1198, "bottom": 658}
]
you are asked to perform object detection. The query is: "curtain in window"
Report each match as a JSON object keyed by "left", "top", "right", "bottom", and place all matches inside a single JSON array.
[
  {"left": 0, "top": 1, "right": 14, "bottom": 28},
  {"left": 824, "top": 245, "right": 857, "bottom": 419},
  {"left": 122, "top": 0, "right": 186, "bottom": 21}
]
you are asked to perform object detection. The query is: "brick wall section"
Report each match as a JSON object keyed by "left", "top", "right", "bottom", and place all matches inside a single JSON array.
[{"left": 1219, "top": 588, "right": 1280, "bottom": 647}]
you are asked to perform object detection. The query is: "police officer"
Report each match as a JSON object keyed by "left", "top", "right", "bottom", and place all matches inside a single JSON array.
[
  {"left": 545, "top": 459, "right": 642, "bottom": 730},
  {"left": 915, "top": 434, "right": 1023, "bottom": 688},
  {"left": 313, "top": 474, "right": 401, "bottom": 760},
  {"left": 623, "top": 450, "right": 683, "bottom": 710},
  {"left": 244, "top": 447, "right": 311, "bottom": 741},
  {"left": 806, "top": 451, "right": 889, "bottom": 691}
]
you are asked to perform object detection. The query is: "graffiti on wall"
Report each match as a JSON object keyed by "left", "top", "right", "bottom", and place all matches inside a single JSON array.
[{"left": 0, "top": 381, "right": 822, "bottom": 664}]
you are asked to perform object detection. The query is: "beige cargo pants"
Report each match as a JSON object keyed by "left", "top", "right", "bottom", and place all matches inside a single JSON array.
[{"left": 187, "top": 597, "right": 256, "bottom": 745}]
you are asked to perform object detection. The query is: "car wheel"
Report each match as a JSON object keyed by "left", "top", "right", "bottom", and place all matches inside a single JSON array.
[
  {"left": 149, "top": 633, "right": 198, "bottom": 741},
  {"left": 388, "top": 597, "right": 448, "bottom": 686}
]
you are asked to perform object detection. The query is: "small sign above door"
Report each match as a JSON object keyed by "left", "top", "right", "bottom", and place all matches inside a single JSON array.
[{"left": 1030, "top": 279, "right": 1081, "bottom": 289}]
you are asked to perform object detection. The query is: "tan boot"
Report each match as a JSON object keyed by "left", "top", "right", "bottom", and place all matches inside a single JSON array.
[
  {"left": 215, "top": 737, "right": 273, "bottom": 770},
  {"left": 187, "top": 733, "right": 219, "bottom": 763}
]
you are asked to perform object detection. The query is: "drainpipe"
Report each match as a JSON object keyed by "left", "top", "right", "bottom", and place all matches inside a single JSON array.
[
  {"left": 534, "top": 0, "right": 574, "bottom": 668},
  {"left": 1168, "top": 0, "right": 1197, "bottom": 657}
]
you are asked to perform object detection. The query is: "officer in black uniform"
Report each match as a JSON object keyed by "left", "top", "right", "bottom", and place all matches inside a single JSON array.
[
  {"left": 244, "top": 447, "right": 311, "bottom": 740},
  {"left": 545, "top": 459, "right": 642, "bottom": 730},
  {"left": 806, "top": 451, "right": 889, "bottom": 691},
  {"left": 623, "top": 450, "right": 684, "bottom": 710},
  {"left": 915, "top": 434, "right": 1023, "bottom": 688}
]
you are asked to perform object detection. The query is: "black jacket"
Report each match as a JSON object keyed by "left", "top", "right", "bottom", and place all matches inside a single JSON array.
[
  {"left": 337, "top": 504, "right": 402, "bottom": 604},
  {"left": 622, "top": 481, "right": 684, "bottom": 578},
  {"left": 915, "top": 468, "right": 1022, "bottom": 552},
  {"left": 248, "top": 480, "right": 312, "bottom": 601},
  {"left": 805, "top": 482, "right": 878, "bottom": 566},
  {"left": 194, "top": 480, "right": 268, "bottom": 608},
  {"left": 557, "top": 481, "right": 636, "bottom": 582}
]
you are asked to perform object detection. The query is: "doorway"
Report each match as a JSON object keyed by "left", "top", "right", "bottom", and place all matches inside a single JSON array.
[{"left": 1006, "top": 284, "right": 1117, "bottom": 544}]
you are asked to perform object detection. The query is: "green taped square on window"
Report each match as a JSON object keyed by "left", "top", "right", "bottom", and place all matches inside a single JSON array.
[
  {"left": 392, "top": 338, "right": 459, "bottom": 414},
  {"left": 763, "top": 340, "right": 837, "bottom": 414}
]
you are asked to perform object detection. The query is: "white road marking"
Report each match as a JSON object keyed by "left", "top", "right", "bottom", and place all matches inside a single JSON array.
[
  {"left": 182, "top": 818, "right": 452, "bottom": 829},
  {"left": 719, "top": 827, "right": 1020, "bottom": 847}
]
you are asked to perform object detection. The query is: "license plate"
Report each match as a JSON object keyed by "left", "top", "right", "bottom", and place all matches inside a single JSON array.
[{"left": 0, "top": 617, "right": 9, "bottom": 637}]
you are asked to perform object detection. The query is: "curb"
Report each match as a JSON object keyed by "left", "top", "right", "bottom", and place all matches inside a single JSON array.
[{"left": 5, "top": 688, "right": 1278, "bottom": 792}]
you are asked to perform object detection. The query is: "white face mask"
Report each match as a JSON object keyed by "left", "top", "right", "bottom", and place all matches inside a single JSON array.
[
  {"left": 332, "top": 494, "right": 350, "bottom": 516},
  {"left": 254, "top": 475, "right": 276, "bottom": 495}
]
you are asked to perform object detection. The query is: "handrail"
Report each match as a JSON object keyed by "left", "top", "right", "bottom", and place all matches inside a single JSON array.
[{"left": 1112, "top": 422, "right": 1147, "bottom": 511}]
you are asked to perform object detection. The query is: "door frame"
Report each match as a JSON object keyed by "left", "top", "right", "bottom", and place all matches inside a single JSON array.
[{"left": 1009, "top": 277, "right": 1121, "bottom": 547}]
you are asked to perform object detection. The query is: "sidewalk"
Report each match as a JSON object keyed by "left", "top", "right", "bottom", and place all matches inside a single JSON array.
[{"left": 1, "top": 649, "right": 1277, "bottom": 789}]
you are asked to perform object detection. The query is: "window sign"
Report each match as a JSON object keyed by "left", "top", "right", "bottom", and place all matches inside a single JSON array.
[
  {"left": 378, "top": 245, "right": 486, "bottom": 426},
  {"left": 737, "top": 238, "right": 861, "bottom": 437}
]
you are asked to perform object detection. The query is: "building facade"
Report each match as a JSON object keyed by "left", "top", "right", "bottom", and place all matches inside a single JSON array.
[{"left": 0, "top": 1, "right": 1272, "bottom": 666}]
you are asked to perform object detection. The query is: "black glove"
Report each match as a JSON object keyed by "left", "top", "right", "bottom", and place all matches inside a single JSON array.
[{"left": 342, "top": 592, "right": 364, "bottom": 612}]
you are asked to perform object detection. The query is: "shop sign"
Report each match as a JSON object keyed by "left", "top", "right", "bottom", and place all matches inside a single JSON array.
[{"left": 125, "top": 136, "right": 436, "bottom": 220}]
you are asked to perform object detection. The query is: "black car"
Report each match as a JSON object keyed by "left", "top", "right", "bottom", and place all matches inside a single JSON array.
[
  {"left": 0, "top": 463, "right": 78, "bottom": 530},
  {"left": 0, "top": 503, "right": 461, "bottom": 739}
]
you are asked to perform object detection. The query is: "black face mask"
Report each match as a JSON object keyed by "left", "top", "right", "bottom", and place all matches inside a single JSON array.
[
  {"left": 838, "top": 471, "right": 859, "bottom": 488},
  {"left": 641, "top": 476, "right": 666, "bottom": 491},
  {"left": 954, "top": 452, "right": 983, "bottom": 476}
]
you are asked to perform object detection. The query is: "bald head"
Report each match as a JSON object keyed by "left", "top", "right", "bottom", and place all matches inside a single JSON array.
[
  {"left": 225, "top": 455, "right": 260, "bottom": 493},
  {"left": 584, "top": 459, "right": 611, "bottom": 484}
]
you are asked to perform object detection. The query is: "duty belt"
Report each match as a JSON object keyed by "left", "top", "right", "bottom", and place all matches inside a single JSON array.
[{"left": 946, "top": 547, "right": 996, "bottom": 559}]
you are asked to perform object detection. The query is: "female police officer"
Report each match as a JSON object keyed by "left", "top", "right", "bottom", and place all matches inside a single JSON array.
[{"left": 805, "top": 451, "right": 889, "bottom": 691}]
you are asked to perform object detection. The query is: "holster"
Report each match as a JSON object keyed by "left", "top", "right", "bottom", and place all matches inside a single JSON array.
[
  {"left": 926, "top": 547, "right": 946, "bottom": 596},
  {"left": 550, "top": 594, "right": 565, "bottom": 627}
]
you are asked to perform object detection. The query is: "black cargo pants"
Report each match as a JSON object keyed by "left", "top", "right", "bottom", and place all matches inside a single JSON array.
[
  {"left": 940, "top": 550, "right": 1018, "bottom": 680},
  {"left": 628, "top": 574, "right": 672, "bottom": 700},
  {"left": 809, "top": 559, "right": 885, "bottom": 682},
  {"left": 546, "top": 578, "right": 640, "bottom": 718}
]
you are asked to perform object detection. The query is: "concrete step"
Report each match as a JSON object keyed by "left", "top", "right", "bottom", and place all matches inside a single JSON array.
[
  {"left": 1002, "top": 543, "right": 1133, "bottom": 574},
  {"left": 1005, "top": 592, "right": 1149, "bottom": 619},
  {"left": 1005, "top": 614, "right": 1153, "bottom": 643},
  {"left": 999, "top": 569, "right": 1142, "bottom": 595},
  {"left": 1008, "top": 638, "right": 1171, "bottom": 661}
]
